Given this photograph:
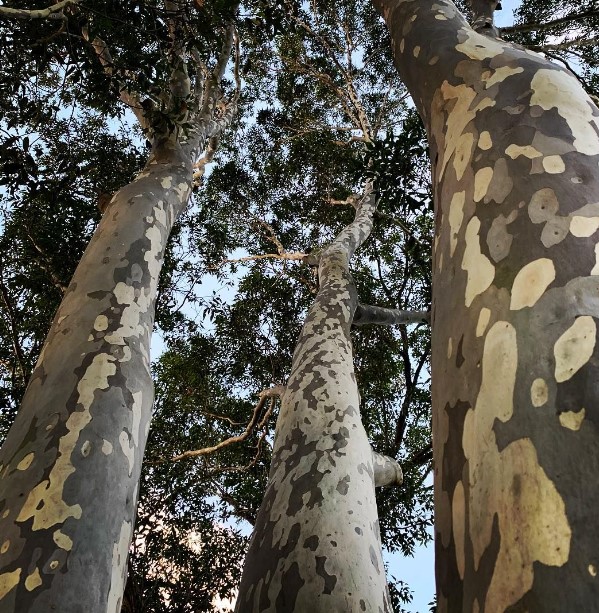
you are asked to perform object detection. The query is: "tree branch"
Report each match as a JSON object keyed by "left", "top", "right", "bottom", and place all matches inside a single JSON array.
[
  {"left": 81, "top": 28, "right": 149, "bottom": 131},
  {"left": 0, "top": 258, "right": 27, "bottom": 383},
  {"left": 0, "top": 0, "right": 77, "bottom": 20},
  {"left": 164, "top": 386, "right": 285, "bottom": 463},
  {"left": 372, "top": 451, "right": 403, "bottom": 487},
  {"left": 209, "top": 252, "right": 308, "bottom": 269},
  {"left": 501, "top": 9, "right": 599, "bottom": 35},
  {"left": 353, "top": 304, "right": 430, "bottom": 326}
]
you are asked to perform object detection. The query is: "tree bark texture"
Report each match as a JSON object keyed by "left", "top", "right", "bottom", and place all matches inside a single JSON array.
[
  {"left": 375, "top": 1, "right": 599, "bottom": 611},
  {"left": 0, "top": 119, "right": 223, "bottom": 610},
  {"left": 235, "top": 184, "right": 401, "bottom": 612}
]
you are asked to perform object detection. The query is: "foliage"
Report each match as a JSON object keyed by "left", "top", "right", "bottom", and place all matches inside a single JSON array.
[{"left": 2, "top": 0, "right": 599, "bottom": 610}]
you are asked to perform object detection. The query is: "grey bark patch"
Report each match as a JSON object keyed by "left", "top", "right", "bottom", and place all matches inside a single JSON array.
[
  {"left": 315, "top": 556, "right": 337, "bottom": 595},
  {"left": 303, "top": 535, "right": 319, "bottom": 551},
  {"left": 369, "top": 545, "right": 380, "bottom": 573},
  {"left": 274, "top": 562, "right": 305, "bottom": 612},
  {"left": 487, "top": 215, "right": 516, "bottom": 262},
  {"left": 336, "top": 475, "right": 350, "bottom": 495},
  {"left": 360, "top": 599, "right": 367, "bottom": 611}
]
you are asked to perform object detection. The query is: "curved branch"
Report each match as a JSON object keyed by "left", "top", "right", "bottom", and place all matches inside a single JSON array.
[
  {"left": 0, "top": 0, "right": 76, "bottom": 20},
  {"left": 164, "top": 386, "right": 285, "bottom": 463}
]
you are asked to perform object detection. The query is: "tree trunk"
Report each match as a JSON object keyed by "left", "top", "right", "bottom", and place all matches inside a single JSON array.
[
  {"left": 375, "top": 0, "right": 599, "bottom": 610},
  {"left": 0, "top": 136, "right": 197, "bottom": 612},
  {"left": 235, "top": 183, "right": 402, "bottom": 612}
]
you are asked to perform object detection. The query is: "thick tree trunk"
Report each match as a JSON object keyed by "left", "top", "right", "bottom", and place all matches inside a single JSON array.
[
  {"left": 375, "top": 0, "right": 599, "bottom": 610},
  {"left": 235, "top": 184, "right": 402, "bottom": 612},
  {"left": 0, "top": 137, "right": 195, "bottom": 612}
]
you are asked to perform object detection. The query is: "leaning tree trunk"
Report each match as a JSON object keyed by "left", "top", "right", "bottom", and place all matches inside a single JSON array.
[
  {"left": 235, "top": 184, "right": 404, "bottom": 612},
  {"left": 0, "top": 66, "right": 236, "bottom": 613},
  {"left": 0, "top": 137, "right": 194, "bottom": 612},
  {"left": 375, "top": 0, "right": 599, "bottom": 610}
]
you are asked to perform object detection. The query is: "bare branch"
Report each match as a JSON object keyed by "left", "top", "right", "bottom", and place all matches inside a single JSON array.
[
  {"left": 372, "top": 451, "right": 403, "bottom": 487},
  {"left": 535, "top": 36, "right": 599, "bottom": 52},
  {"left": 193, "top": 136, "right": 219, "bottom": 185},
  {"left": 0, "top": 0, "right": 77, "bottom": 20},
  {"left": 24, "top": 228, "right": 67, "bottom": 293},
  {"left": 353, "top": 304, "right": 430, "bottom": 326},
  {"left": 81, "top": 27, "right": 149, "bottom": 131},
  {"left": 210, "top": 252, "right": 308, "bottom": 270},
  {"left": 165, "top": 386, "right": 285, "bottom": 463},
  {"left": 0, "top": 259, "right": 27, "bottom": 383},
  {"left": 501, "top": 9, "right": 599, "bottom": 35}
]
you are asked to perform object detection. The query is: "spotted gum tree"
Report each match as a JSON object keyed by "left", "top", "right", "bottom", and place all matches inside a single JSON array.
[
  {"left": 235, "top": 182, "right": 426, "bottom": 611},
  {"left": 0, "top": 2, "right": 240, "bottom": 610},
  {"left": 374, "top": 0, "right": 599, "bottom": 610}
]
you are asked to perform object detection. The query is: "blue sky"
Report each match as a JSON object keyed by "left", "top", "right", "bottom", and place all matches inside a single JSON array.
[{"left": 393, "top": 1, "right": 521, "bottom": 611}]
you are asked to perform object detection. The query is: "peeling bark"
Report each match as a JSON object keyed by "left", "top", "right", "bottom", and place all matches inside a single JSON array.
[
  {"left": 236, "top": 183, "right": 402, "bottom": 612},
  {"left": 375, "top": 0, "right": 599, "bottom": 610}
]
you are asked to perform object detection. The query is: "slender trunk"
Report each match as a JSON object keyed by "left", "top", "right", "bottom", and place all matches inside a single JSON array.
[
  {"left": 0, "top": 137, "right": 194, "bottom": 612},
  {"left": 375, "top": 0, "right": 599, "bottom": 610},
  {"left": 235, "top": 184, "right": 402, "bottom": 612}
]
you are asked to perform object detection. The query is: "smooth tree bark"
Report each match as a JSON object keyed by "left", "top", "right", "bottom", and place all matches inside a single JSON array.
[
  {"left": 375, "top": 0, "right": 599, "bottom": 610},
  {"left": 235, "top": 183, "right": 405, "bottom": 612},
  {"left": 0, "top": 14, "right": 238, "bottom": 612}
]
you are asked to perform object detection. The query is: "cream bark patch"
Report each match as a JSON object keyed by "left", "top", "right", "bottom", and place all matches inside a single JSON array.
[
  {"left": 17, "top": 352, "right": 117, "bottom": 530},
  {"left": 438, "top": 81, "right": 495, "bottom": 180},
  {"left": 0, "top": 569, "right": 21, "bottom": 599},
  {"left": 543, "top": 155, "right": 566, "bottom": 174},
  {"left": 531, "top": 378, "right": 549, "bottom": 407},
  {"left": 474, "top": 167, "right": 493, "bottom": 202},
  {"left": 107, "top": 521, "right": 133, "bottom": 612},
  {"left": 24, "top": 568, "right": 42, "bottom": 591},
  {"left": 554, "top": 316, "right": 597, "bottom": 383},
  {"left": 570, "top": 216, "right": 599, "bottom": 238},
  {"left": 463, "top": 322, "right": 571, "bottom": 611},
  {"left": 559, "top": 408, "right": 586, "bottom": 431},
  {"left": 456, "top": 28, "right": 506, "bottom": 61},
  {"left": 452, "top": 481, "right": 466, "bottom": 579},
  {"left": 478, "top": 131, "right": 492, "bottom": 150},
  {"left": 462, "top": 217, "right": 495, "bottom": 307},
  {"left": 530, "top": 69, "right": 599, "bottom": 156},
  {"left": 448, "top": 191, "right": 466, "bottom": 256},
  {"left": 484, "top": 66, "right": 524, "bottom": 89},
  {"left": 476, "top": 308, "right": 491, "bottom": 337},
  {"left": 16, "top": 452, "right": 34, "bottom": 471},
  {"left": 454, "top": 133, "right": 474, "bottom": 180},
  {"left": 592, "top": 244, "right": 599, "bottom": 275},
  {"left": 510, "top": 258, "right": 556, "bottom": 310},
  {"left": 505, "top": 144, "right": 543, "bottom": 160}
]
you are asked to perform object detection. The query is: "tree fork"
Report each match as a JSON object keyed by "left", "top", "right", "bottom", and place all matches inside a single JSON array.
[{"left": 374, "top": 0, "right": 599, "bottom": 610}]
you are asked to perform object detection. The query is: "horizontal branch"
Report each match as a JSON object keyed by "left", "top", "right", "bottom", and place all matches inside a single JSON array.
[
  {"left": 0, "top": 0, "right": 76, "bottom": 20},
  {"left": 535, "top": 36, "right": 599, "bottom": 52},
  {"left": 501, "top": 9, "right": 599, "bottom": 35},
  {"left": 353, "top": 304, "right": 430, "bottom": 326},
  {"left": 372, "top": 451, "right": 403, "bottom": 487},
  {"left": 210, "top": 252, "right": 308, "bottom": 269}
]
